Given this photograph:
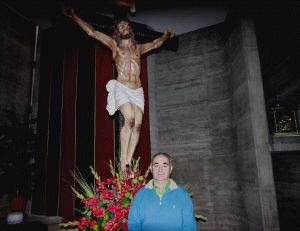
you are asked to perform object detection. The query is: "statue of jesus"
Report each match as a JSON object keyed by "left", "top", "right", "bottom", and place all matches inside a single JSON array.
[{"left": 64, "top": 8, "right": 175, "bottom": 176}]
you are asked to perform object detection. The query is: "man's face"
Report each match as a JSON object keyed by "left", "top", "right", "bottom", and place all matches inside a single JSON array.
[
  {"left": 151, "top": 155, "right": 173, "bottom": 183},
  {"left": 117, "top": 21, "right": 133, "bottom": 39}
]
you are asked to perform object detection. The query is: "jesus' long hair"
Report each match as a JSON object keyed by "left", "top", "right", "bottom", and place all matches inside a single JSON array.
[{"left": 112, "top": 19, "right": 137, "bottom": 48}]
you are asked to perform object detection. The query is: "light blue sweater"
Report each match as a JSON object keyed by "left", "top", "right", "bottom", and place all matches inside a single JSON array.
[{"left": 128, "top": 179, "right": 197, "bottom": 231}]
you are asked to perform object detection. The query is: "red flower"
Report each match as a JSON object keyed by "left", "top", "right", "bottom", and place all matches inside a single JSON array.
[
  {"left": 117, "top": 221, "right": 128, "bottom": 231},
  {"left": 89, "top": 220, "right": 97, "bottom": 228},
  {"left": 101, "top": 189, "right": 115, "bottom": 200},
  {"left": 114, "top": 206, "right": 128, "bottom": 220},
  {"left": 132, "top": 190, "right": 138, "bottom": 198},
  {"left": 83, "top": 197, "right": 99, "bottom": 207},
  {"left": 96, "top": 181, "right": 106, "bottom": 191},
  {"left": 78, "top": 216, "right": 90, "bottom": 230},
  {"left": 136, "top": 183, "right": 143, "bottom": 190},
  {"left": 77, "top": 223, "right": 85, "bottom": 230},
  {"left": 62, "top": 160, "right": 148, "bottom": 231},
  {"left": 91, "top": 207, "right": 105, "bottom": 218},
  {"left": 106, "top": 177, "right": 116, "bottom": 185},
  {"left": 107, "top": 203, "right": 117, "bottom": 213},
  {"left": 104, "top": 218, "right": 117, "bottom": 231}
]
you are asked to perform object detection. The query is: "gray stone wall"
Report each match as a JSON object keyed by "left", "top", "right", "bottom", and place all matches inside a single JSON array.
[
  {"left": 149, "top": 23, "right": 244, "bottom": 230},
  {"left": 226, "top": 18, "right": 279, "bottom": 231},
  {"left": 147, "top": 55, "right": 159, "bottom": 154},
  {"left": 148, "top": 17, "right": 279, "bottom": 230},
  {"left": 0, "top": 3, "right": 35, "bottom": 126}
]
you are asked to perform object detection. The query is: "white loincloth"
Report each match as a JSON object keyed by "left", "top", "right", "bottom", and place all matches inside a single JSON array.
[{"left": 106, "top": 80, "right": 144, "bottom": 116}]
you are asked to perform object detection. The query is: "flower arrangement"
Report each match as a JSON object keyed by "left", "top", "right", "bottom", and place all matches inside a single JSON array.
[{"left": 60, "top": 157, "right": 149, "bottom": 231}]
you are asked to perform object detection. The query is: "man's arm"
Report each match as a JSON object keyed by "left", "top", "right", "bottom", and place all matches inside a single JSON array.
[
  {"left": 128, "top": 190, "right": 143, "bottom": 231},
  {"left": 64, "top": 8, "right": 117, "bottom": 52},
  {"left": 182, "top": 189, "right": 198, "bottom": 231},
  {"left": 139, "top": 27, "right": 175, "bottom": 55}
]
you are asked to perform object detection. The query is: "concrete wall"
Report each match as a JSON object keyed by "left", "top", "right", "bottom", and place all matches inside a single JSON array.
[
  {"left": 148, "top": 16, "right": 279, "bottom": 230},
  {"left": 226, "top": 17, "right": 279, "bottom": 230},
  {"left": 148, "top": 23, "right": 244, "bottom": 230},
  {"left": 0, "top": 3, "right": 35, "bottom": 126}
]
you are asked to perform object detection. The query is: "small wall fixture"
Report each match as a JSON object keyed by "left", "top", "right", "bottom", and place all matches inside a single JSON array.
[{"left": 269, "top": 101, "right": 299, "bottom": 136}]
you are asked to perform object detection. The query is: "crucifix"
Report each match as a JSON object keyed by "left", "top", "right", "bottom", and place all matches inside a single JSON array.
[{"left": 63, "top": 4, "right": 177, "bottom": 178}]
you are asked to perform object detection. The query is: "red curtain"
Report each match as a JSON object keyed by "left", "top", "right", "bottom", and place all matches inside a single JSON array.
[
  {"left": 94, "top": 45, "right": 115, "bottom": 180},
  {"left": 57, "top": 48, "right": 78, "bottom": 218}
]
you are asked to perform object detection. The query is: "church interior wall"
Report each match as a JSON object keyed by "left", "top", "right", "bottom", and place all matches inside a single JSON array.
[{"left": 148, "top": 14, "right": 280, "bottom": 230}]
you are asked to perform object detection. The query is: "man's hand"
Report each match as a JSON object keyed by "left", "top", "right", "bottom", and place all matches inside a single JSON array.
[
  {"left": 63, "top": 6, "right": 75, "bottom": 19},
  {"left": 164, "top": 27, "right": 175, "bottom": 38}
]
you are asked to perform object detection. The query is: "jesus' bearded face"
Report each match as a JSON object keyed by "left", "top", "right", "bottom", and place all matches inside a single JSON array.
[{"left": 117, "top": 21, "right": 134, "bottom": 39}]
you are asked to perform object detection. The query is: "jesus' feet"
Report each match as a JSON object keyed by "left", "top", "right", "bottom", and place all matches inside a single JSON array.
[{"left": 125, "top": 164, "right": 134, "bottom": 179}]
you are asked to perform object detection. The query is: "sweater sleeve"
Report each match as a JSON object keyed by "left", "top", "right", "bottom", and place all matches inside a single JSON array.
[
  {"left": 128, "top": 189, "right": 144, "bottom": 231},
  {"left": 182, "top": 188, "right": 198, "bottom": 231}
]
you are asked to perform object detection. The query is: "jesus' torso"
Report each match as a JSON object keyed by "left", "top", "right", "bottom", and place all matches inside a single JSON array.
[{"left": 114, "top": 45, "right": 142, "bottom": 89}]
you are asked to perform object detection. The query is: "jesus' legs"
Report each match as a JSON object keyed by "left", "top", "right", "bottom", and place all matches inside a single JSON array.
[
  {"left": 126, "top": 105, "right": 143, "bottom": 167},
  {"left": 119, "top": 103, "right": 135, "bottom": 172}
]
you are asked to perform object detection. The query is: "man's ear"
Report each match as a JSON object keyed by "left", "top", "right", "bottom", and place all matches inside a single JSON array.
[{"left": 170, "top": 165, "right": 173, "bottom": 174}]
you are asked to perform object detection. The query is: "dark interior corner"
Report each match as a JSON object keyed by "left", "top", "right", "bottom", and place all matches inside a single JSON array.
[{"left": 272, "top": 151, "right": 300, "bottom": 231}]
